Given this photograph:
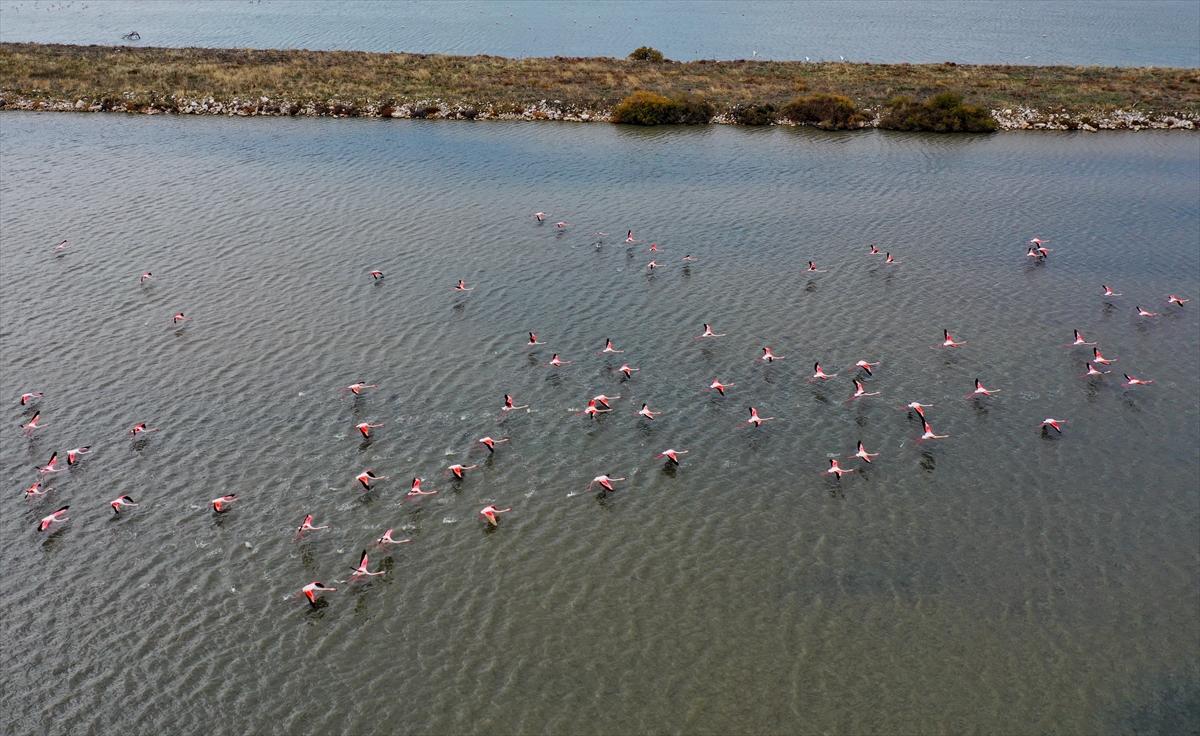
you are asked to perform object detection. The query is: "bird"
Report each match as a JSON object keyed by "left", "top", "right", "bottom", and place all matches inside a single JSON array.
[
  {"left": 625, "top": 231, "right": 642, "bottom": 243},
  {"left": 898, "top": 402, "right": 934, "bottom": 419},
  {"left": 1082, "top": 362, "right": 1112, "bottom": 377},
  {"left": 526, "top": 332, "right": 547, "bottom": 347},
  {"left": 355, "top": 470, "right": 387, "bottom": 490},
  {"left": 446, "top": 463, "right": 477, "bottom": 480},
  {"left": 850, "top": 360, "right": 880, "bottom": 376},
  {"left": 598, "top": 338, "right": 625, "bottom": 354},
  {"left": 694, "top": 324, "right": 726, "bottom": 338},
  {"left": 211, "top": 495, "right": 238, "bottom": 512},
  {"left": 501, "top": 394, "right": 530, "bottom": 414},
  {"left": 530, "top": 212, "right": 548, "bottom": 222},
  {"left": 592, "top": 394, "right": 621, "bottom": 408},
  {"left": 884, "top": 252, "right": 902, "bottom": 264},
  {"left": 756, "top": 347, "right": 784, "bottom": 363},
  {"left": 349, "top": 550, "right": 385, "bottom": 580},
  {"left": 339, "top": 382, "right": 377, "bottom": 398},
  {"left": 110, "top": 495, "right": 139, "bottom": 514},
  {"left": 37, "top": 452, "right": 65, "bottom": 477},
  {"left": 588, "top": 474, "right": 626, "bottom": 492},
  {"left": 1135, "top": 306, "right": 1158, "bottom": 317},
  {"left": 1166, "top": 295, "right": 1189, "bottom": 307},
  {"left": 476, "top": 436, "right": 509, "bottom": 453},
  {"left": 805, "top": 261, "right": 826, "bottom": 273},
  {"left": 849, "top": 441, "right": 879, "bottom": 463},
  {"left": 402, "top": 478, "right": 438, "bottom": 503},
  {"left": 655, "top": 449, "right": 689, "bottom": 465},
  {"left": 53, "top": 240, "right": 68, "bottom": 252},
  {"left": 355, "top": 422, "right": 385, "bottom": 439},
  {"left": 453, "top": 280, "right": 473, "bottom": 291},
  {"left": 1102, "top": 285, "right": 1122, "bottom": 297},
  {"left": 371, "top": 529, "right": 410, "bottom": 551},
  {"left": 965, "top": 379, "right": 1000, "bottom": 399},
  {"left": 845, "top": 380, "right": 881, "bottom": 401},
  {"left": 1066, "top": 330, "right": 1097, "bottom": 347},
  {"left": 636, "top": 404, "right": 662, "bottom": 420},
  {"left": 480, "top": 505, "right": 512, "bottom": 526},
  {"left": 822, "top": 458, "right": 854, "bottom": 478},
  {"left": 19, "top": 392, "right": 43, "bottom": 406},
  {"left": 24, "top": 482, "right": 52, "bottom": 499},
  {"left": 39, "top": 506, "right": 70, "bottom": 531},
  {"left": 1123, "top": 374, "right": 1153, "bottom": 386},
  {"left": 915, "top": 421, "right": 949, "bottom": 443},
  {"left": 300, "top": 582, "right": 337, "bottom": 606},
  {"left": 941, "top": 330, "right": 966, "bottom": 347},
  {"left": 740, "top": 407, "right": 775, "bottom": 428},
  {"left": 613, "top": 364, "right": 639, "bottom": 379},
  {"left": 1092, "top": 347, "right": 1117, "bottom": 365},
  {"left": 809, "top": 363, "right": 838, "bottom": 382},
  {"left": 128, "top": 422, "right": 159, "bottom": 438},
  {"left": 296, "top": 514, "right": 329, "bottom": 536},
  {"left": 172, "top": 312, "right": 191, "bottom": 324},
  {"left": 21, "top": 412, "right": 47, "bottom": 436},
  {"left": 66, "top": 446, "right": 91, "bottom": 465},
  {"left": 1040, "top": 418, "right": 1066, "bottom": 433},
  {"left": 546, "top": 354, "right": 572, "bottom": 367},
  {"left": 702, "top": 379, "right": 735, "bottom": 396},
  {"left": 578, "top": 400, "right": 611, "bottom": 419},
  {"left": 370, "top": 270, "right": 387, "bottom": 280}
]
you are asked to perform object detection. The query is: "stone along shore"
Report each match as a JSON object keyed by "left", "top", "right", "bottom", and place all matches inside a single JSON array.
[{"left": 1, "top": 43, "right": 1197, "bottom": 130}]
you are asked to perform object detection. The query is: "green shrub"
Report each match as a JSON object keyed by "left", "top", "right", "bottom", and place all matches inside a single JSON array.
[
  {"left": 780, "top": 93, "right": 864, "bottom": 129},
  {"left": 611, "top": 91, "right": 714, "bottom": 125},
  {"left": 628, "top": 46, "right": 665, "bottom": 62},
  {"left": 879, "top": 92, "right": 997, "bottom": 132},
  {"left": 734, "top": 103, "right": 778, "bottom": 125}
]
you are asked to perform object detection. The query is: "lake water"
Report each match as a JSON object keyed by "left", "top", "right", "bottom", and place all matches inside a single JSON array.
[
  {"left": 1, "top": 113, "right": 1197, "bottom": 733},
  {"left": 1, "top": 0, "right": 1198, "bottom": 67}
]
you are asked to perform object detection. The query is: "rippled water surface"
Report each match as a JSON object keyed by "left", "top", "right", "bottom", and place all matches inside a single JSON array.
[
  {"left": 2, "top": 0, "right": 1199, "bottom": 67},
  {"left": 1, "top": 114, "right": 1198, "bottom": 734}
]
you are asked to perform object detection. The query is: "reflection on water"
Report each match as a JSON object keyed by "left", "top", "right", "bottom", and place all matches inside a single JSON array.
[{"left": 0, "top": 114, "right": 1197, "bottom": 733}]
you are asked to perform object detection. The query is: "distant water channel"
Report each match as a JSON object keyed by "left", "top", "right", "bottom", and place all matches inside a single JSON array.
[
  {"left": 2, "top": 0, "right": 1198, "bottom": 67},
  {"left": 1, "top": 113, "right": 1197, "bottom": 733}
]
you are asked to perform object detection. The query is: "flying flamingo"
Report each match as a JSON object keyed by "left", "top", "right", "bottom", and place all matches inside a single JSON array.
[
  {"left": 850, "top": 360, "right": 880, "bottom": 376},
  {"left": 822, "top": 458, "right": 854, "bottom": 478},
  {"left": 296, "top": 514, "right": 329, "bottom": 537},
  {"left": 740, "top": 407, "right": 775, "bottom": 428},
  {"left": 476, "top": 436, "right": 509, "bottom": 453},
  {"left": 845, "top": 380, "right": 880, "bottom": 401},
  {"left": 941, "top": 330, "right": 966, "bottom": 347},
  {"left": 172, "top": 312, "right": 191, "bottom": 324},
  {"left": 37, "top": 452, "right": 66, "bottom": 477},
  {"left": 1081, "top": 362, "right": 1111, "bottom": 377},
  {"left": 849, "top": 441, "right": 879, "bottom": 463},
  {"left": 1135, "top": 306, "right": 1158, "bottom": 317},
  {"left": 355, "top": 422, "right": 385, "bottom": 439},
  {"left": 805, "top": 262, "right": 826, "bottom": 273},
  {"left": 402, "top": 478, "right": 438, "bottom": 503},
  {"left": 702, "top": 379, "right": 735, "bottom": 396},
  {"left": 39, "top": 506, "right": 70, "bottom": 531},
  {"left": 625, "top": 231, "right": 642, "bottom": 243},
  {"left": 210, "top": 495, "right": 239, "bottom": 512},
  {"left": 370, "top": 270, "right": 387, "bottom": 280},
  {"left": 755, "top": 347, "right": 784, "bottom": 363},
  {"left": 110, "top": 495, "right": 139, "bottom": 513},
  {"left": 884, "top": 253, "right": 902, "bottom": 264},
  {"left": 339, "top": 382, "right": 377, "bottom": 398},
  {"left": 1167, "top": 295, "right": 1189, "bottom": 307},
  {"left": 66, "top": 447, "right": 91, "bottom": 465},
  {"left": 372, "top": 530, "right": 411, "bottom": 551},
  {"left": 598, "top": 339, "right": 625, "bottom": 354},
  {"left": 299, "top": 582, "right": 336, "bottom": 606},
  {"left": 54, "top": 240, "right": 68, "bottom": 252},
  {"left": 21, "top": 412, "right": 47, "bottom": 436},
  {"left": 898, "top": 401, "right": 934, "bottom": 419},
  {"left": 501, "top": 395, "right": 530, "bottom": 416},
  {"left": 636, "top": 404, "right": 662, "bottom": 420},
  {"left": 349, "top": 551, "right": 385, "bottom": 580},
  {"left": 19, "top": 392, "right": 43, "bottom": 406},
  {"left": 965, "top": 379, "right": 1001, "bottom": 399},
  {"left": 446, "top": 464, "right": 477, "bottom": 480},
  {"left": 24, "top": 482, "right": 52, "bottom": 499},
  {"left": 1102, "top": 285, "right": 1122, "bottom": 297},
  {"left": 1092, "top": 347, "right": 1117, "bottom": 366},
  {"left": 577, "top": 400, "right": 611, "bottom": 418},
  {"left": 694, "top": 324, "right": 726, "bottom": 338},
  {"left": 453, "top": 280, "right": 474, "bottom": 291},
  {"left": 1066, "top": 330, "right": 1097, "bottom": 347},
  {"left": 1040, "top": 418, "right": 1066, "bottom": 433},
  {"left": 592, "top": 394, "right": 621, "bottom": 408},
  {"left": 588, "top": 474, "right": 626, "bottom": 492},
  {"left": 655, "top": 449, "right": 689, "bottom": 465},
  {"left": 128, "top": 422, "right": 159, "bottom": 438},
  {"left": 355, "top": 470, "right": 388, "bottom": 490},
  {"left": 613, "top": 364, "right": 639, "bottom": 378},
  {"left": 480, "top": 505, "right": 512, "bottom": 526},
  {"left": 526, "top": 332, "right": 547, "bottom": 347},
  {"left": 809, "top": 363, "right": 838, "bottom": 382},
  {"left": 1123, "top": 374, "right": 1153, "bottom": 386},
  {"left": 546, "top": 354, "right": 572, "bottom": 367},
  {"left": 915, "top": 421, "right": 949, "bottom": 443}
]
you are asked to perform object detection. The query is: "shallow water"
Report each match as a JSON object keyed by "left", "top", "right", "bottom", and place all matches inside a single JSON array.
[
  {"left": 1, "top": 114, "right": 1198, "bottom": 734},
  {"left": 1, "top": 0, "right": 1198, "bottom": 67}
]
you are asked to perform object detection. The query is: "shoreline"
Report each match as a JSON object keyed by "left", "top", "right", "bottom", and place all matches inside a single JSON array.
[{"left": 2, "top": 43, "right": 1197, "bottom": 131}]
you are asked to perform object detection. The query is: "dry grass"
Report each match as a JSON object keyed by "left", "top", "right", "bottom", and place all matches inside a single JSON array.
[{"left": 2, "top": 43, "right": 1198, "bottom": 118}]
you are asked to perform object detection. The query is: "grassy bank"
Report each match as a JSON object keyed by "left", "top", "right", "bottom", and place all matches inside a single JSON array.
[{"left": 1, "top": 43, "right": 1197, "bottom": 129}]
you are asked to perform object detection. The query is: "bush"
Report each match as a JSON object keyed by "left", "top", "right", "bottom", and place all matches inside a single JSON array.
[
  {"left": 734, "top": 103, "right": 778, "bottom": 125},
  {"left": 611, "top": 91, "right": 714, "bottom": 125},
  {"left": 628, "top": 46, "right": 665, "bottom": 62},
  {"left": 879, "top": 92, "right": 997, "bottom": 132},
  {"left": 780, "top": 93, "right": 864, "bottom": 129}
]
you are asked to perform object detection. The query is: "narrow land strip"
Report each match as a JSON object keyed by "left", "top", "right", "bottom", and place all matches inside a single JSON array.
[{"left": 2, "top": 43, "right": 1197, "bottom": 129}]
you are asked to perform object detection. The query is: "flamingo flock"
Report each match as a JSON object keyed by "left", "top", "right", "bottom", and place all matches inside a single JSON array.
[{"left": 15, "top": 228, "right": 1187, "bottom": 611}]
